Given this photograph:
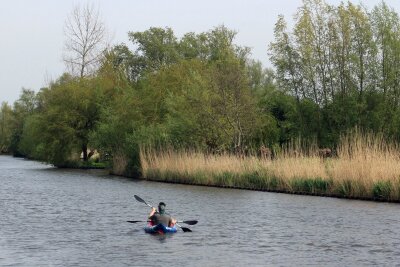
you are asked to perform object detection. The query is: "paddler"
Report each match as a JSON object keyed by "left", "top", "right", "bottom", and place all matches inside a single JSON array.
[{"left": 148, "top": 202, "right": 177, "bottom": 227}]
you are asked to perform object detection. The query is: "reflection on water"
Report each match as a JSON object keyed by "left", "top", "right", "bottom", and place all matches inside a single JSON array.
[{"left": 1, "top": 155, "right": 400, "bottom": 266}]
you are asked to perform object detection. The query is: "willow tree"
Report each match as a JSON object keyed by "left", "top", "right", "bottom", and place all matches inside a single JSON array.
[{"left": 29, "top": 75, "right": 104, "bottom": 165}]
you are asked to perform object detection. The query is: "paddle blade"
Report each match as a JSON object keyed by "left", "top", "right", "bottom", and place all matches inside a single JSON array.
[
  {"left": 176, "top": 223, "right": 192, "bottom": 232},
  {"left": 126, "top": 220, "right": 144, "bottom": 223},
  {"left": 134, "top": 195, "right": 153, "bottom": 208},
  {"left": 180, "top": 227, "right": 192, "bottom": 232},
  {"left": 182, "top": 220, "right": 198, "bottom": 225},
  {"left": 134, "top": 195, "right": 146, "bottom": 204}
]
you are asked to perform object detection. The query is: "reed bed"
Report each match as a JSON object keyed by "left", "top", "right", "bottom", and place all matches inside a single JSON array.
[{"left": 139, "top": 132, "right": 400, "bottom": 202}]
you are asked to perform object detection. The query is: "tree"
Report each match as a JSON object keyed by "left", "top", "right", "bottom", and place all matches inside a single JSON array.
[
  {"left": 124, "top": 25, "right": 251, "bottom": 81},
  {"left": 347, "top": 3, "right": 376, "bottom": 100},
  {"left": 63, "top": 3, "right": 107, "bottom": 77},
  {"left": 127, "top": 27, "right": 180, "bottom": 80},
  {"left": 0, "top": 102, "right": 13, "bottom": 153},
  {"left": 9, "top": 89, "right": 38, "bottom": 156},
  {"left": 211, "top": 58, "right": 262, "bottom": 152},
  {"left": 179, "top": 32, "right": 210, "bottom": 60},
  {"left": 18, "top": 114, "right": 45, "bottom": 159},
  {"left": 269, "top": 15, "right": 302, "bottom": 101},
  {"left": 27, "top": 75, "right": 104, "bottom": 166},
  {"left": 370, "top": 2, "right": 400, "bottom": 135},
  {"left": 207, "top": 25, "right": 250, "bottom": 63}
]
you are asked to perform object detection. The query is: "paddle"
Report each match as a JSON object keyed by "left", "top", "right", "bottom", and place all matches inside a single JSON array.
[
  {"left": 134, "top": 195, "right": 153, "bottom": 208},
  {"left": 176, "top": 223, "right": 192, "bottom": 232},
  {"left": 133, "top": 195, "right": 195, "bottom": 232},
  {"left": 127, "top": 220, "right": 198, "bottom": 225}
]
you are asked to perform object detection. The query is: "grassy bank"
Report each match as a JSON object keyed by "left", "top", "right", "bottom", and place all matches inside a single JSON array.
[{"left": 139, "top": 132, "right": 400, "bottom": 202}]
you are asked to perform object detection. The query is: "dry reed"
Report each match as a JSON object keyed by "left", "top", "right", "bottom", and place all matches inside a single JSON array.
[
  {"left": 112, "top": 151, "right": 129, "bottom": 176},
  {"left": 139, "top": 131, "right": 400, "bottom": 201}
]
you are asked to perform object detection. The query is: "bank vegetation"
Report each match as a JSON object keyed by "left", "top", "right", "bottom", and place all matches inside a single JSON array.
[
  {"left": 1, "top": 1, "right": 400, "bottom": 202},
  {"left": 141, "top": 131, "right": 400, "bottom": 201}
]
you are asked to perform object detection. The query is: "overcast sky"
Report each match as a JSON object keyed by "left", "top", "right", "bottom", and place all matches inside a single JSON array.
[{"left": 1, "top": 0, "right": 400, "bottom": 104}]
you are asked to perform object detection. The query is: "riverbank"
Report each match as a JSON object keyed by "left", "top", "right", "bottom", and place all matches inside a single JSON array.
[{"left": 139, "top": 133, "right": 400, "bottom": 203}]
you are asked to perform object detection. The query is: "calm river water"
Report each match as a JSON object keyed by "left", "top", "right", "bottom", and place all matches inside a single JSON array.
[{"left": 1, "top": 155, "right": 400, "bottom": 266}]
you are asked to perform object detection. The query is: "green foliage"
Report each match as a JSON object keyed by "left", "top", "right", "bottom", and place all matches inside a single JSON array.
[
  {"left": 90, "top": 87, "right": 144, "bottom": 176},
  {"left": 0, "top": 102, "right": 13, "bottom": 153},
  {"left": 267, "top": 0, "right": 400, "bottom": 147},
  {"left": 9, "top": 89, "right": 38, "bottom": 156},
  {"left": 372, "top": 180, "right": 392, "bottom": 199},
  {"left": 128, "top": 27, "right": 180, "bottom": 75},
  {"left": 161, "top": 60, "right": 224, "bottom": 150},
  {"left": 290, "top": 177, "right": 331, "bottom": 193},
  {"left": 261, "top": 90, "right": 299, "bottom": 144},
  {"left": 18, "top": 115, "right": 44, "bottom": 159},
  {"left": 83, "top": 25, "right": 272, "bottom": 176},
  {"left": 12, "top": 73, "right": 113, "bottom": 167},
  {"left": 337, "top": 180, "right": 353, "bottom": 197},
  {"left": 38, "top": 77, "right": 102, "bottom": 165}
]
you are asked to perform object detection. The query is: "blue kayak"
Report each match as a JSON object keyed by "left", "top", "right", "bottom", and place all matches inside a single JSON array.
[{"left": 144, "top": 223, "right": 177, "bottom": 234}]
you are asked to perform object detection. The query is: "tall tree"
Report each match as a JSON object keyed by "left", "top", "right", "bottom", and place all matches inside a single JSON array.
[
  {"left": 269, "top": 15, "right": 302, "bottom": 101},
  {"left": 369, "top": 2, "right": 400, "bottom": 137},
  {"left": 347, "top": 3, "right": 376, "bottom": 99},
  {"left": 63, "top": 3, "right": 107, "bottom": 77},
  {"left": 371, "top": 2, "right": 400, "bottom": 104}
]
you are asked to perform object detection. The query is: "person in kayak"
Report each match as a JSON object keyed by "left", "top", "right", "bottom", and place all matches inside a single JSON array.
[{"left": 148, "top": 202, "right": 177, "bottom": 227}]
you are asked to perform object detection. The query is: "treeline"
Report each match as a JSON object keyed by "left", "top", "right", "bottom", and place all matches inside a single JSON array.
[
  {"left": 1, "top": 1, "right": 400, "bottom": 176},
  {"left": 0, "top": 26, "right": 275, "bottom": 175},
  {"left": 269, "top": 0, "right": 400, "bottom": 145}
]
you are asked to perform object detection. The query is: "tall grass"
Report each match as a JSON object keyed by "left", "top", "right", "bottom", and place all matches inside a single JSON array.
[
  {"left": 139, "top": 131, "right": 400, "bottom": 202},
  {"left": 112, "top": 151, "right": 129, "bottom": 176},
  {"left": 330, "top": 131, "right": 400, "bottom": 200}
]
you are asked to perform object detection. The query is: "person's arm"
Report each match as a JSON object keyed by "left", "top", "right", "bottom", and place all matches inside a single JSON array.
[{"left": 148, "top": 207, "right": 156, "bottom": 219}]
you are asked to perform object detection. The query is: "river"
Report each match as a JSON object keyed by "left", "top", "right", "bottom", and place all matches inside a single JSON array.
[{"left": 1, "top": 155, "right": 400, "bottom": 266}]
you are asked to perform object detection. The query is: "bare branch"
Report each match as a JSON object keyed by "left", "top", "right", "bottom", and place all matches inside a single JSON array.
[{"left": 63, "top": 3, "right": 107, "bottom": 78}]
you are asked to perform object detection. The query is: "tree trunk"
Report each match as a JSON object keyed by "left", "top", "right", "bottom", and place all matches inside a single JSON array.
[{"left": 82, "top": 143, "right": 88, "bottom": 161}]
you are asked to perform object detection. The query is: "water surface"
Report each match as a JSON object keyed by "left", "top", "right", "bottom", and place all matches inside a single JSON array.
[{"left": 1, "top": 155, "right": 399, "bottom": 266}]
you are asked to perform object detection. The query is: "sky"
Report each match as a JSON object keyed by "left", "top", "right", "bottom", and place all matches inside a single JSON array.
[{"left": 1, "top": 0, "right": 400, "bottom": 104}]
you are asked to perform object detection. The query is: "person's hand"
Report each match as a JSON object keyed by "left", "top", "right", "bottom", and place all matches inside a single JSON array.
[{"left": 151, "top": 207, "right": 156, "bottom": 212}]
